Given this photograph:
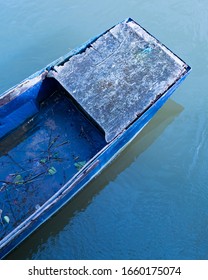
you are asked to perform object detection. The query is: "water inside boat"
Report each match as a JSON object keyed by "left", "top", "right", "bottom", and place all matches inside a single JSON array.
[{"left": 0, "top": 81, "right": 106, "bottom": 240}]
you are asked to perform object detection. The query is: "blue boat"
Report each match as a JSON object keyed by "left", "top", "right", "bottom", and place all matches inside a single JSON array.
[{"left": 0, "top": 18, "right": 190, "bottom": 259}]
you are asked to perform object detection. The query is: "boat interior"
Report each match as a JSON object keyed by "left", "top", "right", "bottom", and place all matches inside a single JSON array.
[{"left": 0, "top": 76, "right": 106, "bottom": 240}]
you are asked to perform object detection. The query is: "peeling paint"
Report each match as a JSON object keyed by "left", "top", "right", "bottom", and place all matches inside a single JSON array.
[{"left": 0, "top": 71, "right": 48, "bottom": 106}]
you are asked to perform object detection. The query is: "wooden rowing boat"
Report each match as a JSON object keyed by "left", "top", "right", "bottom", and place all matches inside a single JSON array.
[{"left": 0, "top": 18, "right": 191, "bottom": 258}]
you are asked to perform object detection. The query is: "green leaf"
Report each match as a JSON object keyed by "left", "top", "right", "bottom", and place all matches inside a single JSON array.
[
  {"left": 3, "top": 215, "right": 10, "bottom": 224},
  {"left": 14, "top": 174, "right": 24, "bottom": 185},
  {"left": 74, "top": 161, "right": 86, "bottom": 171},
  {"left": 48, "top": 166, "right": 57, "bottom": 176},
  {"left": 53, "top": 152, "right": 59, "bottom": 159},
  {"left": 40, "top": 158, "right": 47, "bottom": 164}
]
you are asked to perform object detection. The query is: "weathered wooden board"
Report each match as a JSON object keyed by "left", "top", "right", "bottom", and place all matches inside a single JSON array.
[{"left": 50, "top": 19, "right": 188, "bottom": 142}]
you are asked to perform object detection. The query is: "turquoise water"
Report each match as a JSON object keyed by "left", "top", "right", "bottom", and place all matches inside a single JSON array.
[{"left": 1, "top": 0, "right": 208, "bottom": 259}]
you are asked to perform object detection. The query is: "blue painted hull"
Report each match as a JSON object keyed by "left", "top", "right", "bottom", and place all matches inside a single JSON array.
[{"left": 0, "top": 18, "right": 191, "bottom": 259}]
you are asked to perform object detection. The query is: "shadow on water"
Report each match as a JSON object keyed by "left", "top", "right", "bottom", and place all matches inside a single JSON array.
[{"left": 6, "top": 98, "right": 183, "bottom": 260}]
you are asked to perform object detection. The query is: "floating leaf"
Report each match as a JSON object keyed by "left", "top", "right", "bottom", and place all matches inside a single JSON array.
[
  {"left": 48, "top": 166, "right": 57, "bottom": 176},
  {"left": 14, "top": 174, "right": 24, "bottom": 185},
  {"left": 74, "top": 161, "right": 86, "bottom": 171},
  {"left": 40, "top": 158, "right": 47, "bottom": 164},
  {"left": 3, "top": 215, "right": 10, "bottom": 224},
  {"left": 53, "top": 152, "right": 59, "bottom": 159}
]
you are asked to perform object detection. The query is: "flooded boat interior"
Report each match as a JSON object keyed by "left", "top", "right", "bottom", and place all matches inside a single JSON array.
[{"left": 0, "top": 77, "right": 106, "bottom": 240}]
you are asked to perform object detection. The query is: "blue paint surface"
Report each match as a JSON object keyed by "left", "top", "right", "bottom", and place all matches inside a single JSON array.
[
  {"left": 0, "top": 87, "right": 106, "bottom": 250},
  {"left": 0, "top": 0, "right": 206, "bottom": 260}
]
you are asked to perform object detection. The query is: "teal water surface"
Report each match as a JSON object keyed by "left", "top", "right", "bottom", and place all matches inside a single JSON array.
[{"left": 1, "top": 0, "right": 208, "bottom": 260}]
